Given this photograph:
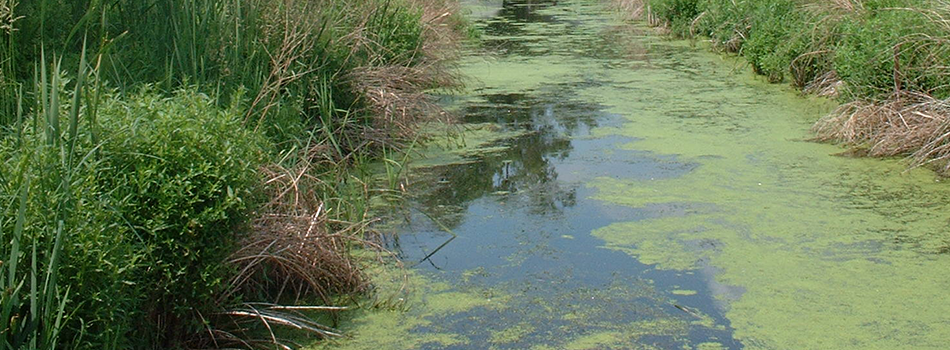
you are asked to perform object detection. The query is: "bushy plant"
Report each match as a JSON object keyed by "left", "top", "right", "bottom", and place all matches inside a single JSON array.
[
  {"left": 91, "top": 88, "right": 266, "bottom": 345},
  {"left": 651, "top": 0, "right": 702, "bottom": 36},
  {"left": 692, "top": 0, "right": 751, "bottom": 52},
  {"left": 834, "top": 8, "right": 950, "bottom": 99},
  {"left": 740, "top": 0, "right": 802, "bottom": 82}
]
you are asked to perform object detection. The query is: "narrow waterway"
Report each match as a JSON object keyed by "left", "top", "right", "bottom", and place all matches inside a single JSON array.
[{"left": 318, "top": 1, "right": 950, "bottom": 349}]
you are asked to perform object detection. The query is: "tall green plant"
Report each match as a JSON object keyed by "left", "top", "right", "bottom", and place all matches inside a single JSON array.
[
  {"left": 0, "top": 48, "right": 86, "bottom": 350},
  {"left": 0, "top": 0, "right": 18, "bottom": 125}
]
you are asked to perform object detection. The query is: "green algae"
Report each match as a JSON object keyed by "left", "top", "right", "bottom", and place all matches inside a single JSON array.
[
  {"left": 696, "top": 342, "right": 727, "bottom": 350},
  {"left": 563, "top": 319, "right": 690, "bottom": 350},
  {"left": 583, "top": 29, "right": 950, "bottom": 349},
  {"left": 315, "top": 261, "right": 717, "bottom": 350},
  {"left": 309, "top": 263, "right": 505, "bottom": 350},
  {"left": 671, "top": 289, "right": 697, "bottom": 296},
  {"left": 488, "top": 322, "right": 534, "bottom": 344}
]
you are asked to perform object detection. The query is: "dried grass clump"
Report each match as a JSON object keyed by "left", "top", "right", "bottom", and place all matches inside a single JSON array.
[
  {"left": 612, "top": 0, "right": 648, "bottom": 20},
  {"left": 197, "top": 157, "right": 377, "bottom": 348},
  {"left": 802, "top": 69, "right": 843, "bottom": 97},
  {"left": 348, "top": 64, "right": 454, "bottom": 137},
  {"left": 814, "top": 91, "right": 950, "bottom": 173},
  {"left": 230, "top": 208, "right": 367, "bottom": 303},
  {"left": 227, "top": 160, "right": 373, "bottom": 305},
  {"left": 345, "top": 0, "right": 463, "bottom": 141}
]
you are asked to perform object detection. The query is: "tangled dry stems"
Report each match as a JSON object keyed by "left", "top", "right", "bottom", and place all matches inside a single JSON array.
[
  {"left": 346, "top": 0, "right": 463, "bottom": 140},
  {"left": 612, "top": 0, "right": 648, "bottom": 20},
  {"left": 815, "top": 91, "right": 950, "bottom": 173}
]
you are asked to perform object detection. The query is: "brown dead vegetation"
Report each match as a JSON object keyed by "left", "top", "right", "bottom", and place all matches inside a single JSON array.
[
  {"left": 196, "top": 0, "right": 465, "bottom": 348},
  {"left": 815, "top": 91, "right": 950, "bottom": 173},
  {"left": 236, "top": 0, "right": 462, "bottom": 304},
  {"left": 346, "top": 0, "right": 464, "bottom": 140}
]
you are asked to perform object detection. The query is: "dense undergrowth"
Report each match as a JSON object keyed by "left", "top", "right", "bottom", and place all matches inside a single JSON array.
[
  {"left": 614, "top": 0, "right": 950, "bottom": 173},
  {"left": 0, "top": 0, "right": 465, "bottom": 349}
]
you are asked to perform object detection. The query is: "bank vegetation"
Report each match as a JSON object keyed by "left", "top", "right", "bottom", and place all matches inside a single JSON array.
[
  {"left": 0, "top": 0, "right": 465, "bottom": 349},
  {"left": 613, "top": 0, "right": 950, "bottom": 173}
]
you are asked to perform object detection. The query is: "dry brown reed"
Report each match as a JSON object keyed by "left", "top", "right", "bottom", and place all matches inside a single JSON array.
[
  {"left": 245, "top": 1, "right": 330, "bottom": 128},
  {"left": 345, "top": 0, "right": 463, "bottom": 140},
  {"left": 815, "top": 91, "right": 950, "bottom": 173},
  {"left": 611, "top": 0, "right": 648, "bottom": 20},
  {"left": 802, "top": 69, "right": 843, "bottom": 97},
  {"left": 199, "top": 160, "right": 371, "bottom": 349},
  {"left": 226, "top": 155, "right": 373, "bottom": 305}
]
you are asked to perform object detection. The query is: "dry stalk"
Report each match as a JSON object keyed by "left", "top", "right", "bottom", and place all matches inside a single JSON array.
[
  {"left": 0, "top": 0, "right": 21, "bottom": 34},
  {"left": 814, "top": 91, "right": 950, "bottom": 173},
  {"left": 343, "top": 0, "right": 463, "bottom": 143},
  {"left": 611, "top": 0, "right": 648, "bottom": 20},
  {"left": 802, "top": 70, "right": 843, "bottom": 97},
  {"left": 246, "top": 1, "right": 329, "bottom": 127}
]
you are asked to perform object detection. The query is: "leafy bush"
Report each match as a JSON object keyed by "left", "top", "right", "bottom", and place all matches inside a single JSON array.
[
  {"left": 740, "top": 0, "right": 802, "bottom": 82},
  {"left": 834, "top": 8, "right": 950, "bottom": 99},
  {"left": 92, "top": 88, "right": 266, "bottom": 345},
  {"left": 651, "top": 0, "right": 702, "bottom": 36},
  {"left": 1, "top": 86, "right": 267, "bottom": 349}
]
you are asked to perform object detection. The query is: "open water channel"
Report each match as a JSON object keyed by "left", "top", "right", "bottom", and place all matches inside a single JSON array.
[{"left": 317, "top": 1, "right": 950, "bottom": 349}]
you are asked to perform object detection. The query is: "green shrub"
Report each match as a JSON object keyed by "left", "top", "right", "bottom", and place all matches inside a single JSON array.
[
  {"left": 740, "top": 0, "right": 802, "bottom": 82},
  {"left": 692, "top": 0, "right": 751, "bottom": 52},
  {"left": 0, "top": 75, "right": 140, "bottom": 349},
  {"left": 651, "top": 0, "right": 703, "bottom": 36},
  {"left": 92, "top": 88, "right": 266, "bottom": 344},
  {"left": 834, "top": 8, "right": 950, "bottom": 99}
]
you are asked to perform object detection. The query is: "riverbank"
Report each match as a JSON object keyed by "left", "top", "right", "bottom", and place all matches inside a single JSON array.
[
  {"left": 0, "top": 0, "right": 465, "bottom": 349},
  {"left": 613, "top": 0, "right": 950, "bottom": 173}
]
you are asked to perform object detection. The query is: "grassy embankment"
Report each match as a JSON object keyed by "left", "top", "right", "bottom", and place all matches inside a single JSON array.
[
  {"left": 614, "top": 0, "right": 950, "bottom": 173},
  {"left": 0, "top": 0, "right": 465, "bottom": 349}
]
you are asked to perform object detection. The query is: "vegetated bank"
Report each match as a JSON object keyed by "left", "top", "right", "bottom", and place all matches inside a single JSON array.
[
  {"left": 613, "top": 0, "right": 950, "bottom": 173},
  {"left": 0, "top": 0, "right": 466, "bottom": 349}
]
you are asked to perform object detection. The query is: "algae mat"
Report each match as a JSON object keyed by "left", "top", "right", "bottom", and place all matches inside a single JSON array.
[{"left": 319, "top": 0, "right": 950, "bottom": 349}]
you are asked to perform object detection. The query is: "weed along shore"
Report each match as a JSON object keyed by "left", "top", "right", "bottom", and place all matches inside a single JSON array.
[
  {"left": 0, "top": 0, "right": 467, "bottom": 348},
  {"left": 5, "top": 0, "right": 950, "bottom": 350}
]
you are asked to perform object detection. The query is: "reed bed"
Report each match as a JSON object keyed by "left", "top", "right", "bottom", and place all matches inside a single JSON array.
[{"left": 0, "top": 0, "right": 466, "bottom": 349}]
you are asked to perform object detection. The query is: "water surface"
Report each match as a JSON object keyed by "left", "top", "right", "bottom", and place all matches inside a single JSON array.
[{"left": 317, "top": 1, "right": 950, "bottom": 349}]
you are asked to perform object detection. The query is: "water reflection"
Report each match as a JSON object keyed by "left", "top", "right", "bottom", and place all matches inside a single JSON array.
[
  {"left": 408, "top": 90, "right": 605, "bottom": 229},
  {"left": 373, "top": 0, "right": 744, "bottom": 348}
]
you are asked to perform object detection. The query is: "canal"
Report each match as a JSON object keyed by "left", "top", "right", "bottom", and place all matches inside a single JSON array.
[{"left": 318, "top": 1, "right": 950, "bottom": 349}]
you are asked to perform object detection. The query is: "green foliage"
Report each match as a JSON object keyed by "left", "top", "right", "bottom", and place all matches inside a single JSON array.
[
  {"left": 0, "top": 0, "right": 459, "bottom": 348},
  {"left": 367, "top": 0, "right": 425, "bottom": 64},
  {"left": 690, "top": 0, "right": 750, "bottom": 51},
  {"left": 650, "top": 0, "right": 702, "bottom": 36},
  {"left": 834, "top": 8, "right": 950, "bottom": 99},
  {"left": 645, "top": 0, "right": 950, "bottom": 99},
  {"left": 739, "top": 0, "right": 802, "bottom": 82},
  {"left": 2, "top": 81, "right": 267, "bottom": 349},
  {"left": 92, "top": 88, "right": 265, "bottom": 344}
]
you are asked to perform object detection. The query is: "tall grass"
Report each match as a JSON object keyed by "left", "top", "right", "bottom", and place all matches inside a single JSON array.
[
  {"left": 1, "top": 0, "right": 465, "bottom": 348},
  {"left": 0, "top": 0, "right": 20, "bottom": 125},
  {"left": 1, "top": 53, "right": 86, "bottom": 350}
]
